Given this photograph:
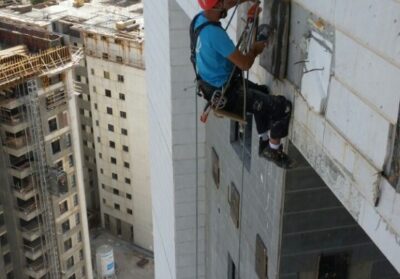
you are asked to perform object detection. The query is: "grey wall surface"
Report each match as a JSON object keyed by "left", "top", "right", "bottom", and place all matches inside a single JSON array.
[{"left": 205, "top": 115, "right": 285, "bottom": 279}]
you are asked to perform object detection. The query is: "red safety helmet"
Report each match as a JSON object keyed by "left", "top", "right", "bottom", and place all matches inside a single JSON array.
[{"left": 198, "top": 0, "right": 220, "bottom": 10}]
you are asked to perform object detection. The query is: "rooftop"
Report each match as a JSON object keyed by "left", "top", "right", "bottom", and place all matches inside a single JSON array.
[{"left": 0, "top": 0, "right": 144, "bottom": 40}]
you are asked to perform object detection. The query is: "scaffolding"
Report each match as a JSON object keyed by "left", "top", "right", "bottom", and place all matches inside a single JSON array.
[{"left": 0, "top": 47, "right": 72, "bottom": 91}]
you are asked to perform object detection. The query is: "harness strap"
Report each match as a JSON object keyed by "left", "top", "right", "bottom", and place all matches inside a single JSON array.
[{"left": 189, "top": 12, "right": 222, "bottom": 80}]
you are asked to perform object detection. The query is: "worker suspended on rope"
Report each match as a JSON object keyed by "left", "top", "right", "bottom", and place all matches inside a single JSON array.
[{"left": 190, "top": 0, "right": 294, "bottom": 169}]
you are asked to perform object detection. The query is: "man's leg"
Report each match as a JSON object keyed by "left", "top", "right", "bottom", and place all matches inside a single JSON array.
[{"left": 246, "top": 81, "right": 293, "bottom": 168}]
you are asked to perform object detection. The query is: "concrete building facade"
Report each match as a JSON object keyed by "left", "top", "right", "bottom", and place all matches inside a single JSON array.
[
  {"left": 0, "top": 28, "right": 92, "bottom": 279},
  {"left": 145, "top": 0, "right": 400, "bottom": 278},
  {"left": 0, "top": 0, "right": 154, "bottom": 252}
]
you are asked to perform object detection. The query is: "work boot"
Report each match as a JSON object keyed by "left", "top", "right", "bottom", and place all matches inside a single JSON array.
[{"left": 259, "top": 140, "right": 294, "bottom": 169}]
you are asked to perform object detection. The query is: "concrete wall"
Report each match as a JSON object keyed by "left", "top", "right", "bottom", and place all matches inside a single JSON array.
[
  {"left": 175, "top": 0, "right": 400, "bottom": 273},
  {"left": 144, "top": 0, "right": 207, "bottom": 278},
  {"left": 147, "top": 0, "right": 400, "bottom": 277},
  {"left": 86, "top": 52, "right": 153, "bottom": 250}
]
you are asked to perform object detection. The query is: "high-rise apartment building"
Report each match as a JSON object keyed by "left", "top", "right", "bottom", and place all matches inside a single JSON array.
[
  {"left": 0, "top": 25, "right": 92, "bottom": 279},
  {"left": 0, "top": 199, "right": 13, "bottom": 278},
  {"left": 145, "top": 0, "right": 400, "bottom": 279},
  {"left": 0, "top": 0, "right": 153, "bottom": 251}
]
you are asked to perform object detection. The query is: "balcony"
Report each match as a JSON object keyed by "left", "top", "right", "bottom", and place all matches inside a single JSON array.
[
  {"left": 3, "top": 135, "right": 32, "bottom": 157},
  {"left": 0, "top": 88, "right": 26, "bottom": 110},
  {"left": 24, "top": 238, "right": 46, "bottom": 260},
  {"left": 25, "top": 258, "right": 48, "bottom": 278},
  {"left": 5, "top": 262, "right": 13, "bottom": 274},
  {"left": 21, "top": 220, "right": 42, "bottom": 242},
  {"left": 16, "top": 200, "right": 41, "bottom": 221},
  {"left": 45, "top": 88, "right": 67, "bottom": 111},
  {"left": 13, "top": 179, "right": 36, "bottom": 201},
  {"left": 8, "top": 158, "right": 33, "bottom": 179},
  {"left": 2, "top": 243, "right": 10, "bottom": 255},
  {"left": 0, "top": 224, "right": 6, "bottom": 237},
  {"left": 0, "top": 111, "right": 29, "bottom": 133}
]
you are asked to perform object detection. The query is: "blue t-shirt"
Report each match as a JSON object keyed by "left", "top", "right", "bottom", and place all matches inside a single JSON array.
[{"left": 195, "top": 13, "right": 236, "bottom": 88}]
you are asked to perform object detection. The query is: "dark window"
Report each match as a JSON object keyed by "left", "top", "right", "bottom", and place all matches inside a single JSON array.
[
  {"left": 260, "top": 0, "right": 290, "bottom": 79},
  {"left": 51, "top": 140, "right": 61, "bottom": 154},
  {"left": 229, "top": 183, "right": 240, "bottom": 228},
  {"left": 125, "top": 178, "right": 131, "bottom": 185},
  {"left": 114, "top": 203, "right": 120, "bottom": 210},
  {"left": 212, "top": 147, "right": 220, "bottom": 188},
  {"left": 75, "top": 213, "right": 80, "bottom": 225},
  {"left": 98, "top": 153, "right": 102, "bottom": 159},
  {"left": 64, "top": 238, "right": 72, "bottom": 252},
  {"left": 109, "top": 141, "right": 115, "bottom": 148},
  {"left": 59, "top": 200, "right": 68, "bottom": 214},
  {"left": 104, "top": 213, "right": 110, "bottom": 229},
  {"left": 318, "top": 253, "right": 348, "bottom": 279},
  {"left": 102, "top": 184, "right": 105, "bottom": 189},
  {"left": 120, "top": 111, "right": 127, "bottom": 118},
  {"left": 127, "top": 208, "right": 133, "bottom": 215},
  {"left": 123, "top": 145, "right": 129, "bottom": 152},
  {"left": 104, "top": 71, "right": 110, "bottom": 79},
  {"left": 121, "top": 128, "right": 128, "bottom": 135},
  {"left": 96, "top": 120, "right": 99, "bottom": 126},
  {"left": 107, "top": 107, "right": 113, "bottom": 115},
  {"left": 100, "top": 168, "right": 104, "bottom": 174},
  {"left": 124, "top": 162, "right": 130, "bottom": 169},
  {"left": 117, "top": 75, "right": 124, "bottom": 83},
  {"left": 230, "top": 115, "right": 252, "bottom": 170},
  {"left": 48, "top": 118, "right": 58, "bottom": 132},
  {"left": 116, "top": 219, "right": 122, "bottom": 235},
  {"left": 116, "top": 56, "right": 123, "bottom": 63},
  {"left": 126, "top": 193, "right": 132, "bottom": 200},
  {"left": 113, "top": 188, "right": 119, "bottom": 195},
  {"left": 73, "top": 194, "right": 79, "bottom": 206},
  {"left": 255, "top": 235, "right": 268, "bottom": 279},
  {"left": 228, "top": 253, "right": 236, "bottom": 279},
  {"left": 112, "top": 173, "right": 118, "bottom": 180},
  {"left": 91, "top": 68, "right": 95, "bottom": 75},
  {"left": 105, "top": 89, "right": 111, "bottom": 97},
  {"left": 108, "top": 124, "right": 114, "bottom": 132},
  {"left": 97, "top": 137, "right": 101, "bottom": 143},
  {"left": 110, "top": 157, "right": 117, "bottom": 164},
  {"left": 93, "top": 86, "right": 97, "bottom": 93},
  {"left": 69, "top": 154, "right": 74, "bottom": 167},
  {"left": 94, "top": 103, "right": 98, "bottom": 109},
  {"left": 119, "top": 93, "right": 125, "bottom": 100},
  {"left": 66, "top": 256, "right": 74, "bottom": 269},
  {"left": 61, "top": 220, "right": 70, "bottom": 233},
  {"left": 102, "top": 53, "right": 109, "bottom": 60}
]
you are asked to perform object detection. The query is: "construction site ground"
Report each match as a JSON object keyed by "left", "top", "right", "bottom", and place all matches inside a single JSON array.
[{"left": 90, "top": 228, "right": 154, "bottom": 279}]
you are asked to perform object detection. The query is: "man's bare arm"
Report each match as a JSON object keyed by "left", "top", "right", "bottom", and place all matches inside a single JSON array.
[
  {"left": 227, "top": 41, "right": 266, "bottom": 71},
  {"left": 224, "top": 0, "right": 256, "bottom": 10}
]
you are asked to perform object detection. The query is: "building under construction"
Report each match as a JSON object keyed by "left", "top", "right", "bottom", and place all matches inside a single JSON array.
[{"left": 0, "top": 23, "right": 92, "bottom": 279}]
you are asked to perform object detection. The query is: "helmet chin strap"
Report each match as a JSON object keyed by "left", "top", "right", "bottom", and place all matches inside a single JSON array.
[
  {"left": 210, "top": 7, "right": 228, "bottom": 18},
  {"left": 211, "top": 0, "right": 227, "bottom": 19}
]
